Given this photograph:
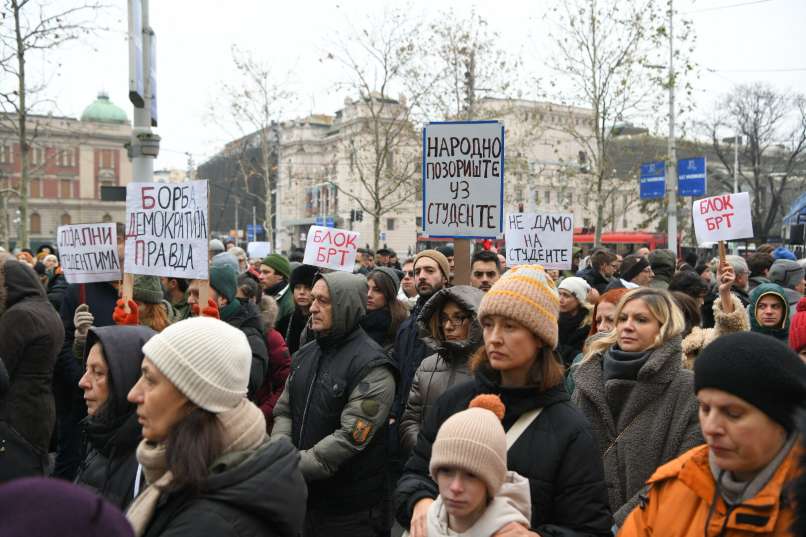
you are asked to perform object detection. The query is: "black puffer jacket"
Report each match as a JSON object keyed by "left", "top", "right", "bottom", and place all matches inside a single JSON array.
[
  {"left": 399, "top": 286, "right": 484, "bottom": 451},
  {"left": 223, "top": 300, "right": 269, "bottom": 400},
  {"left": 395, "top": 365, "right": 613, "bottom": 536},
  {"left": 75, "top": 325, "right": 156, "bottom": 509},
  {"left": 0, "top": 259, "right": 65, "bottom": 456},
  {"left": 557, "top": 307, "right": 592, "bottom": 367},
  {"left": 141, "top": 437, "right": 307, "bottom": 537}
]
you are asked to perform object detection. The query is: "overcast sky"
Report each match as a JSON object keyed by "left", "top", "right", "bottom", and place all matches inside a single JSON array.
[{"left": 34, "top": 0, "right": 806, "bottom": 170}]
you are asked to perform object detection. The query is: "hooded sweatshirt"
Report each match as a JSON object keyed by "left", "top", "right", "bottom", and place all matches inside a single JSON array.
[
  {"left": 749, "top": 282, "right": 790, "bottom": 342},
  {"left": 648, "top": 249, "right": 676, "bottom": 290},
  {"left": 399, "top": 286, "right": 484, "bottom": 451},
  {"left": 76, "top": 325, "right": 156, "bottom": 509},
  {"left": 0, "top": 259, "right": 65, "bottom": 454},
  {"left": 427, "top": 471, "right": 531, "bottom": 537}
]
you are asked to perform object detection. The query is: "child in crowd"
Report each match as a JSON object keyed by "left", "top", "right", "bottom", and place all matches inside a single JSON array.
[{"left": 424, "top": 394, "right": 531, "bottom": 537}]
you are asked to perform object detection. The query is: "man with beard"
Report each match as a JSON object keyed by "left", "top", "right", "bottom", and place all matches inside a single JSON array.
[
  {"left": 390, "top": 250, "right": 449, "bottom": 457},
  {"left": 469, "top": 250, "right": 501, "bottom": 293}
]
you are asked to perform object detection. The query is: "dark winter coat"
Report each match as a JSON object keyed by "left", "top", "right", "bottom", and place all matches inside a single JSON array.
[
  {"left": 75, "top": 325, "right": 155, "bottom": 509},
  {"left": 361, "top": 307, "right": 394, "bottom": 349},
  {"left": 395, "top": 365, "right": 613, "bottom": 536},
  {"left": 577, "top": 266, "right": 612, "bottom": 295},
  {"left": 391, "top": 296, "right": 431, "bottom": 421},
  {"left": 54, "top": 281, "right": 119, "bottom": 481},
  {"left": 222, "top": 300, "right": 269, "bottom": 400},
  {"left": 0, "top": 259, "right": 65, "bottom": 468},
  {"left": 399, "top": 286, "right": 483, "bottom": 452},
  {"left": 283, "top": 307, "right": 309, "bottom": 356},
  {"left": 141, "top": 437, "right": 307, "bottom": 537},
  {"left": 557, "top": 307, "right": 592, "bottom": 367},
  {"left": 571, "top": 336, "right": 703, "bottom": 526},
  {"left": 46, "top": 272, "right": 68, "bottom": 312},
  {"left": 255, "top": 328, "right": 291, "bottom": 433},
  {"left": 271, "top": 272, "right": 396, "bottom": 514}
]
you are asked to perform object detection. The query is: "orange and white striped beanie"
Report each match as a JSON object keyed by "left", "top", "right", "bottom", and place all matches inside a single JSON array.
[{"left": 478, "top": 265, "right": 560, "bottom": 349}]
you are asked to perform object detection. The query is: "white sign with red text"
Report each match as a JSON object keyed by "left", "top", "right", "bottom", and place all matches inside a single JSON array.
[
  {"left": 303, "top": 225, "right": 360, "bottom": 272},
  {"left": 693, "top": 192, "right": 753, "bottom": 245}
]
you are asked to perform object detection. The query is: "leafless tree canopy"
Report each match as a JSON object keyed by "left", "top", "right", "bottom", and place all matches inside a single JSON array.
[{"left": 707, "top": 82, "right": 806, "bottom": 241}]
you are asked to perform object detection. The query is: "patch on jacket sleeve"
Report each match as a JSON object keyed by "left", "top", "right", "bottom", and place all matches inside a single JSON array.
[
  {"left": 351, "top": 418, "right": 373, "bottom": 444},
  {"left": 361, "top": 399, "right": 380, "bottom": 417}
]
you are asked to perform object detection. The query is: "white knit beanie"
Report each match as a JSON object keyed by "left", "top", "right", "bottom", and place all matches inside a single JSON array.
[
  {"left": 558, "top": 276, "right": 591, "bottom": 305},
  {"left": 142, "top": 317, "right": 252, "bottom": 413}
]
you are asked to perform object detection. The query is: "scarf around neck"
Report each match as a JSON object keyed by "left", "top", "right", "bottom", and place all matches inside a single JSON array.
[{"left": 126, "top": 399, "right": 266, "bottom": 536}]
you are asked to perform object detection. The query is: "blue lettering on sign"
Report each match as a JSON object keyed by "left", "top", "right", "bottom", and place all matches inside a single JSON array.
[{"left": 639, "top": 161, "right": 666, "bottom": 200}]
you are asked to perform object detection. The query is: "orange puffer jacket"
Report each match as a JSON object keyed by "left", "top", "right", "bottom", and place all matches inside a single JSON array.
[{"left": 619, "top": 443, "right": 800, "bottom": 537}]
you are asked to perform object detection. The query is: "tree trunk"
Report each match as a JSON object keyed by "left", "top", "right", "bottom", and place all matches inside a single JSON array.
[
  {"left": 14, "top": 0, "right": 29, "bottom": 249},
  {"left": 261, "top": 136, "right": 273, "bottom": 245}
]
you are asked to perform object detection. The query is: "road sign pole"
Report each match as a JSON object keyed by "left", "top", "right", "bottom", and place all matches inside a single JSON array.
[{"left": 666, "top": 0, "right": 678, "bottom": 256}]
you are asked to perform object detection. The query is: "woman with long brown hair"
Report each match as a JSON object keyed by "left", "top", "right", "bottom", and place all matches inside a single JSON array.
[
  {"left": 124, "top": 317, "right": 306, "bottom": 537},
  {"left": 395, "top": 265, "right": 612, "bottom": 537},
  {"left": 361, "top": 267, "right": 408, "bottom": 351},
  {"left": 572, "top": 287, "right": 702, "bottom": 528}
]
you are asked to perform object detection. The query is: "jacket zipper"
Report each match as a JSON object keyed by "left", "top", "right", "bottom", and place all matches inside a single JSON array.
[{"left": 298, "top": 359, "right": 320, "bottom": 445}]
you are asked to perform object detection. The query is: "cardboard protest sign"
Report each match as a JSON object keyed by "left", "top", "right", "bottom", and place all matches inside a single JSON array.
[
  {"left": 247, "top": 241, "right": 271, "bottom": 260},
  {"left": 125, "top": 180, "right": 209, "bottom": 280},
  {"left": 693, "top": 192, "right": 753, "bottom": 246},
  {"left": 57, "top": 223, "right": 121, "bottom": 284},
  {"left": 422, "top": 120, "right": 504, "bottom": 238},
  {"left": 505, "top": 212, "right": 574, "bottom": 269},
  {"left": 303, "top": 225, "right": 359, "bottom": 272}
]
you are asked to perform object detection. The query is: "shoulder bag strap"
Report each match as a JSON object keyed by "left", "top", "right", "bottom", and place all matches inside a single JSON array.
[{"left": 506, "top": 407, "right": 543, "bottom": 450}]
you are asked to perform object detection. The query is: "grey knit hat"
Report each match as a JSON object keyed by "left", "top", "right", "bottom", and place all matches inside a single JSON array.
[
  {"left": 133, "top": 275, "right": 163, "bottom": 304},
  {"left": 142, "top": 317, "right": 252, "bottom": 413},
  {"left": 769, "top": 259, "right": 805, "bottom": 290}
]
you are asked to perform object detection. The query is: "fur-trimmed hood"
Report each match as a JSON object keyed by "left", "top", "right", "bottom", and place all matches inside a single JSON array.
[{"left": 416, "top": 285, "right": 485, "bottom": 363}]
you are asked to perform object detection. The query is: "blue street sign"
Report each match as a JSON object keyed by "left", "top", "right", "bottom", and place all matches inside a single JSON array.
[
  {"left": 247, "top": 224, "right": 264, "bottom": 241},
  {"left": 314, "top": 217, "right": 335, "bottom": 228},
  {"left": 639, "top": 161, "right": 665, "bottom": 199},
  {"left": 677, "top": 156, "right": 707, "bottom": 197}
]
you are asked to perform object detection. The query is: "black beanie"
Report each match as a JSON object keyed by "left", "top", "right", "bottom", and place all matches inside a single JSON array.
[
  {"left": 289, "top": 264, "right": 319, "bottom": 290},
  {"left": 694, "top": 332, "right": 806, "bottom": 432},
  {"left": 621, "top": 254, "right": 649, "bottom": 282}
]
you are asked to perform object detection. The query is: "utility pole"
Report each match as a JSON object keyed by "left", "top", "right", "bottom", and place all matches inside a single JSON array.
[
  {"left": 127, "top": 0, "right": 159, "bottom": 183},
  {"left": 666, "top": 0, "right": 678, "bottom": 256},
  {"left": 733, "top": 131, "right": 740, "bottom": 193}
]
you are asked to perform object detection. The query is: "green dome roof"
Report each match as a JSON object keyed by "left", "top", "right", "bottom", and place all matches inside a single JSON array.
[{"left": 80, "top": 92, "right": 129, "bottom": 124}]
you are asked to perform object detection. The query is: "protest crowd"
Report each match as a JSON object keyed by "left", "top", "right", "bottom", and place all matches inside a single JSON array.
[{"left": 1, "top": 229, "right": 806, "bottom": 537}]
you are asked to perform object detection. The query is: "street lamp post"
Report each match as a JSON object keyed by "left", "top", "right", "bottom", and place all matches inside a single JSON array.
[{"left": 666, "top": 0, "right": 678, "bottom": 256}]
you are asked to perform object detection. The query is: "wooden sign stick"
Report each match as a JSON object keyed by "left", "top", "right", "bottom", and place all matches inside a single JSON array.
[
  {"left": 122, "top": 273, "right": 134, "bottom": 314},
  {"left": 454, "top": 238, "right": 471, "bottom": 286},
  {"left": 718, "top": 240, "right": 727, "bottom": 267},
  {"left": 198, "top": 280, "right": 209, "bottom": 309}
]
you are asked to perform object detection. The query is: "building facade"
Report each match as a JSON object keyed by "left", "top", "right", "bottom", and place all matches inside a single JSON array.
[{"left": 0, "top": 92, "right": 133, "bottom": 249}]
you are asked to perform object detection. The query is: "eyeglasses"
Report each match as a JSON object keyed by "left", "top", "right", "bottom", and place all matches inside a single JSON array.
[
  {"left": 403, "top": 271, "right": 415, "bottom": 278},
  {"left": 439, "top": 315, "right": 469, "bottom": 327}
]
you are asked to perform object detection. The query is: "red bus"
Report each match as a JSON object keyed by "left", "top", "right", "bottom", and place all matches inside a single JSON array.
[{"left": 573, "top": 230, "right": 667, "bottom": 255}]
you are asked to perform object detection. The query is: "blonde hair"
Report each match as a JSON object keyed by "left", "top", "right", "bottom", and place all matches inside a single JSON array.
[{"left": 584, "top": 287, "right": 685, "bottom": 360}]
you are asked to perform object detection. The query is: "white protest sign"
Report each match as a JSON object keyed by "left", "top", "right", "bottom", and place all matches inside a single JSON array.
[
  {"left": 303, "top": 225, "right": 359, "bottom": 272},
  {"left": 125, "top": 180, "right": 209, "bottom": 280},
  {"left": 504, "top": 212, "right": 574, "bottom": 269},
  {"left": 693, "top": 192, "right": 753, "bottom": 246},
  {"left": 422, "top": 121, "right": 504, "bottom": 238},
  {"left": 247, "top": 241, "right": 272, "bottom": 260},
  {"left": 57, "top": 223, "right": 121, "bottom": 284}
]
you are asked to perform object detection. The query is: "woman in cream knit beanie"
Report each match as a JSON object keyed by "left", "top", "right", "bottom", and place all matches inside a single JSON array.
[{"left": 125, "top": 317, "right": 306, "bottom": 537}]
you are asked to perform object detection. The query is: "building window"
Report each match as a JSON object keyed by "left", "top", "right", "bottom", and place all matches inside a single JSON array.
[
  {"left": 61, "top": 213, "right": 71, "bottom": 226},
  {"left": 533, "top": 190, "right": 539, "bottom": 205},
  {"left": 0, "top": 145, "right": 11, "bottom": 164},
  {"left": 545, "top": 190, "right": 551, "bottom": 204},
  {"left": 60, "top": 179, "right": 72, "bottom": 198},
  {"left": 30, "top": 177, "right": 41, "bottom": 198},
  {"left": 584, "top": 192, "right": 590, "bottom": 207},
  {"left": 387, "top": 218, "right": 395, "bottom": 231},
  {"left": 30, "top": 212, "right": 41, "bottom": 234},
  {"left": 567, "top": 191, "right": 574, "bottom": 206},
  {"left": 415, "top": 216, "right": 423, "bottom": 228}
]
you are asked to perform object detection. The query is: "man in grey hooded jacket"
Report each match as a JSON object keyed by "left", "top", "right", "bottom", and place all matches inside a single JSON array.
[{"left": 272, "top": 271, "right": 396, "bottom": 537}]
